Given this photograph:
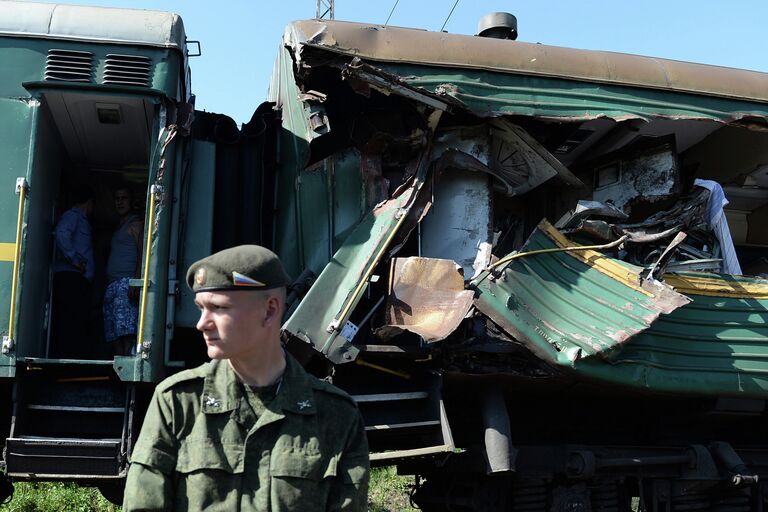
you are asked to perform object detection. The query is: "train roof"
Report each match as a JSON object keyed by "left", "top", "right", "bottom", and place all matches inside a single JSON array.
[
  {"left": 285, "top": 19, "right": 768, "bottom": 105},
  {"left": 0, "top": 1, "right": 186, "bottom": 50}
]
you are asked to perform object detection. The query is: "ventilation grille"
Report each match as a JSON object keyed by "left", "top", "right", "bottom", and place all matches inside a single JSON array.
[
  {"left": 103, "top": 54, "right": 152, "bottom": 87},
  {"left": 44, "top": 49, "right": 94, "bottom": 82}
]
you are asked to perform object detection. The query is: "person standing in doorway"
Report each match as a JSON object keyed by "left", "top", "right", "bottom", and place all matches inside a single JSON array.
[
  {"left": 51, "top": 185, "right": 95, "bottom": 358},
  {"left": 103, "top": 186, "right": 143, "bottom": 356}
]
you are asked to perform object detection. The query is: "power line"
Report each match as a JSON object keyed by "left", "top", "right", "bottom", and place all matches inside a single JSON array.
[
  {"left": 439, "top": 0, "right": 460, "bottom": 32},
  {"left": 384, "top": 0, "right": 400, "bottom": 26}
]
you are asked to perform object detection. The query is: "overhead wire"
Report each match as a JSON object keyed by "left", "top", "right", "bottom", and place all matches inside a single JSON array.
[
  {"left": 440, "top": 0, "right": 460, "bottom": 32},
  {"left": 384, "top": 0, "right": 400, "bottom": 26}
]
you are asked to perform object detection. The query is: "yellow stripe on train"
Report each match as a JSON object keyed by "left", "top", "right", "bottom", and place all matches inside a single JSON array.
[{"left": 0, "top": 243, "right": 15, "bottom": 262}]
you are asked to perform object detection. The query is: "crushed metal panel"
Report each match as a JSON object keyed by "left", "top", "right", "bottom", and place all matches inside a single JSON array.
[
  {"left": 375, "top": 257, "right": 474, "bottom": 343},
  {"left": 285, "top": 22, "right": 768, "bottom": 124},
  {"left": 471, "top": 220, "right": 689, "bottom": 366},
  {"left": 576, "top": 273, "right": 768, "bottom": 396},
  {"left": 342, "top": 59, "right": 451, "bottom": 112},
  {"left": 283, "top": 110, "right": 442, "bottom": 364},
  {"left": 282, "top": 179, "right": 421, "bottom": 364}
]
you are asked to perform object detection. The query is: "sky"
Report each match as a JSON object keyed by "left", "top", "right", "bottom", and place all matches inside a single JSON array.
[{"left": 16, "top": 0, "right": 768, "bottom": 124}]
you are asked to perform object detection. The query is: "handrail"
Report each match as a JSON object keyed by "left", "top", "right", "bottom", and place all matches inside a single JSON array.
[
  {"left": 136, "top": 185, "right": 158, "bottom": 357},
  {"left": 5, "top": 178, "right": 28, "bottom": 353},
  {"left": 135, "top": 125, "right": 177, "bottom": 358}
]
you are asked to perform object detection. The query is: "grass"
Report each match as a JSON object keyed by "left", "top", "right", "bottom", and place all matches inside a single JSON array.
[
  {"left": 0, "top": 467, "right": 415, "bottom": 512},
  {"left": 369, "top": 466, "right": 418, "bottom": 512},
  {"left": 0, "top": 482, "right": 119, "bottom": 512}
]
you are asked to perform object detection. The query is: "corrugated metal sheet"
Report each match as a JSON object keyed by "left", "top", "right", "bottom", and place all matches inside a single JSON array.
[
  {"left": 471, "top": 220, "right": 768, "bottom": 396},
  {"left": 472, "top": 220, "right": 689, "bottom": 366},
  {"left": 576, "top": 274, "right": 768, "bottom": 397},
  {"left": 0, "top": 1, "right": 186, "bottom": 49},
  {"left": 286, "top": 19, "right": 768, "bottom": 105},
  {"left": 384, "top": 67, "right": 768, "bottom": 122}
]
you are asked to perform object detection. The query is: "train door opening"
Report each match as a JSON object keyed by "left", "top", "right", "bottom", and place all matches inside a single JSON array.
[{"left": 17, "top": 90, "right": 156, "bottom": 361}]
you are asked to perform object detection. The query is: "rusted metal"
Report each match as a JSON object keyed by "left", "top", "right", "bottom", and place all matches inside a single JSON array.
[
  {"left": 342, "top": 58, "right": 451, "bottom": 111},
  {"left": 375, "top": 257, "right": 474, "bottom": 343}
]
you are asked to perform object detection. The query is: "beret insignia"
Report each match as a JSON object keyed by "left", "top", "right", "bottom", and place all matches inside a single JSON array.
[
  {"left": 195, "top": 267, "right": 206, "bottom": 286},
  {"left": 232, "top": 271, "right": 265, "bottom": 287}
]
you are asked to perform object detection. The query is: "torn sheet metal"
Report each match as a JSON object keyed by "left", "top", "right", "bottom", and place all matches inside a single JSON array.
[
  {"left": 283, "top": 172, "right": 424, "bottom": 364},
  {"left": 471, "top": 220, "right": 689, "bottom": 366},
  {"left": 342, "top": 58, "right": 451, "bottom": 111},
  {"left": 375, "top": 257, "right": 474, "bottom": 342},
  {"left": 284, "top": 20, "right": 768, "bottom": 123},
  {"left": 577, "top": 272, "right": 768, "bottom": 396},
  {"left": 554, "top": 200, "right": 629, "bottom": 230},
  {"left": 431, "top": 121, "right": 584, "bottom": 197},
  {"left": 283, "top": 111, "right": 443, "bottom": 365}
]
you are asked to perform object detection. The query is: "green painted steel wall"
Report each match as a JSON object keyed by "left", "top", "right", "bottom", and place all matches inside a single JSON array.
[
  {"left": 15, "top": 101, "right": 64, "bottom": 359},
  {"left": 270, "top": 47, "right": 307, "bottom": 277},
  {"left": 0, "top": 98, "right": 32, "bottom": 373},
  {"left": 0, "top": 37, "right": 182, "bottom": 100},
  {"left": 269, "top": 48, "right": 366, "bottom": 279},
  {"left": 176, "top": 140, "right": 216, "bottom": 328},
  {"left": 0, "top": 33, "right": 183, "bottom": 380}
]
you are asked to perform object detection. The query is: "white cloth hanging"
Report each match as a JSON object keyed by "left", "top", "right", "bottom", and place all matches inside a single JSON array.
[{"left": 694, "top": 179, "right": 742, "bottom": 275}]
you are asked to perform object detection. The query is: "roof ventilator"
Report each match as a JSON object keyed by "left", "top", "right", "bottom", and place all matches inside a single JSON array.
[
  {"left": 44, "top": 49, "right": 94, "bottom": 82},
  {"left": 477, "top": 12, "right": 518, "bottom": 40},
  {"left": 102, "top": 54, "right": 152, "bottom": 87}
]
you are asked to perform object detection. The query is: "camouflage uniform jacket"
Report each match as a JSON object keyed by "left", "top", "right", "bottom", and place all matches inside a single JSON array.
[{"left": 123, "top": 353, "right": 369, "bottom": 511}]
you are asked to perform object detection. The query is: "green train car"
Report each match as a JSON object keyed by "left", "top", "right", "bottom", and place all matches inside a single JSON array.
[{"left": 2, "top": 3, "right": 768, "bottom": 510}]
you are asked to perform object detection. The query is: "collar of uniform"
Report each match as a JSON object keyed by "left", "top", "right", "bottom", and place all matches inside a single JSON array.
[
  {"left": 267, "top": 352, "right": 317, "bottom": 416},
  {"left": 200, "top": 354, "right": 317, "bottom": 416},
  {"left": 201, "top": 360, "right": 240, "bottom": 414}
]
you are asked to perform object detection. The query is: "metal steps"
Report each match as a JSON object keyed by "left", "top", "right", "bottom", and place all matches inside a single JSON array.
[
  {"left": 5, "top": 363, "right": 133, "bottom": 479},
  {"left": 6, "top": 437, "right": 123, "bottom": 478},
  {"left": 349, "top": 373, "right": 454, "bottom": 465}
]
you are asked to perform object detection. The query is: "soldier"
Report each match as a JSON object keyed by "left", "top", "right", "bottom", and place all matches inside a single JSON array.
[{"left": 123, "top": 245, "right": 370, "bottom": 511}]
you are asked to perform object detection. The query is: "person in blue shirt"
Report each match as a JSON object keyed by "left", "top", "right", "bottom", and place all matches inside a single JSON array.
[{"left": 50, "top": 185, "right": 95, "bottom": 358}]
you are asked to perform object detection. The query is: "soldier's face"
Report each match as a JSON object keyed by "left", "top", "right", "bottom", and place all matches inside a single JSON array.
[{"left": 194, "top": 290, "right": 270, "bottom": 360}]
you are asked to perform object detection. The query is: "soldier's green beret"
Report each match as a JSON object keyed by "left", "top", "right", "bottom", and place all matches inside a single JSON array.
[{"left": 186, "top": 245, "right": 291, "bottom": 293}]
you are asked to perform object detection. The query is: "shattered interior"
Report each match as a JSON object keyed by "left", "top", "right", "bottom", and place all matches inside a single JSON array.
[{"left": 279, "top": 24, "right": 768, "bottom": 399}]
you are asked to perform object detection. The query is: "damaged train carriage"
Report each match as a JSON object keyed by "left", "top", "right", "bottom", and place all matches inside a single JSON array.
[{"left": 274, "top": 20, "right": 768, "bottom": 511}]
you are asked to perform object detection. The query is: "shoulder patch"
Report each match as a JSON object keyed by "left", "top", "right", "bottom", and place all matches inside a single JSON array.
[
  {"left": 311, "top": 378, "right": 357, "bottom": 406},
  {"left": 155, "top": 362, "right": 211, "bottom": 392}
]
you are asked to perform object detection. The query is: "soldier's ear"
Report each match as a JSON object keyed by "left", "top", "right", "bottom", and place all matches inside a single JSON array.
[{"left": 263, "top": 295, "right": 281, "bottom": 326}]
